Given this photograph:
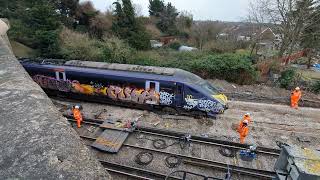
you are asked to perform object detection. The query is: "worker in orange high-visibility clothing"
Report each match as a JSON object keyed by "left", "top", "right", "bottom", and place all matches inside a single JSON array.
[
  {"left": 237, "top": 113, "right": 252, "bottom": 133},
  {"left": 238, "top": 119, "right": 249, "bottom": 144},
  {"left": 291, "top": 87, "right": 302, "bottom": 109},
  {"left": 243, "top": 113, "right": 252, "bottom": 123},
  {"left": 72, "top": 105, "right": 83, "bottom": 128}
]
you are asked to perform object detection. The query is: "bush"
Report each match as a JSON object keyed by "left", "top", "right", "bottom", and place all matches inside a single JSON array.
[
  {"left": 189, "top": 54, "right": 258, "bottom": 84},
  {"left": 278, "top": 68, "right": 298, "bottom": 89},
  {"left": 310, "top": 81, "right": 320, "bottom": 94},
  {"left": 127, "top": 29, "right": 151, "bottom": 50},
  {"left": 59, "top": 28, "right": 105, "bottom": 61},
  {"left": 203, "top": 40, "right": 237, "bottom": 54},
  {"left": 102, "top": 37, "right": 134, "bottom": 64},
  {"left": 130, "top": 50, "right": 258, "bottom": 85},
  {"left": 168, "top": 41, "right": 181, "bottom": 50},
  {"left": 60, "top": 28, "right": 134, "bottom": 62}
]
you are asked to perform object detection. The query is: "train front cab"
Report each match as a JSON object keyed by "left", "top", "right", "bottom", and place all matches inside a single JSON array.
[{"left": 179, "top": 82, "right": 228, "bottom": 117}]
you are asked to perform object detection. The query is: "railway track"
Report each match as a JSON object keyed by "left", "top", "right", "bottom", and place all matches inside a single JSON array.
[
  {"left": 65, "top": 115, "right": 279, "bottom": 179},
  {"left": 100, "top": 160, "right": 181, "bottom": 180},
  {"left": 64, "top": 114, "right": 280, "bottom": 156}
]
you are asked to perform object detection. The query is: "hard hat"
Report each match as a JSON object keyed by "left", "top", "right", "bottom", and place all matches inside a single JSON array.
[
  {"left": 75, "top": 105, "right": 80, "bottom": 109},
  {"left": 245, "top": 113, "right": 251, "bottom": 116},
  {"left": 295, "top": 87, "right": 300, "bottom": 90},
  {"left": 243, "top": 119, "right": 249, "bottom": 124}
]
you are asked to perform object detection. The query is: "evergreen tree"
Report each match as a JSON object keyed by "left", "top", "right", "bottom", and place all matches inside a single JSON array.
[
  {"left": 2, "top": 0, "right": 62, "bottom": 57},
  {"left": 112, "top": 0, "right": 150, "bottom": 50},
  {"left": 301, "top": 3, "right": 320, "bottom": 68},
  {"left": 156, "top": 2, "right": 179, "bottom": 35},
  {"left": 148, "top": 0, "right": 165, "bottom": 17}
]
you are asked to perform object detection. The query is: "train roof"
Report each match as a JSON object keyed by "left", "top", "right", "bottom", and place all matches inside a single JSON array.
[
  {"left": 64, "top": 60, "right": 176, "bottom": 76},
  {"left": 21, "top": 59, "right": 205, "bottom": 85}
]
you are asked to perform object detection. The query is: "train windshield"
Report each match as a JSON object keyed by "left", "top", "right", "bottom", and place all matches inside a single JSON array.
[
  {"left": 175, "top": 69, "right": 204, "bottom": 84},
  {"left": 200, "top": 81, "right": 219, "bottom": 95},
  {"left": 175, "top": 69, "right": 220, "bottom": 95}
]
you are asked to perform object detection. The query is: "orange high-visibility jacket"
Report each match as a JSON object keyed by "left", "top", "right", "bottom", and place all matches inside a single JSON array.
[
  {"left": 239, "top": 126, "right": 249, "bottom": 138},
  {"left": 72, "top": 108, "right": 82, "bottom": 121},
  {"left": 291, "top": 90, "right": 301, "bottom": 101}
]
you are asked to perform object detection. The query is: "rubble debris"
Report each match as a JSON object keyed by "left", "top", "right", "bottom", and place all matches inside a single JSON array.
[
  {"left": 153, "top": 121, "right": 160, "bottom": 127},
  {"left": 94, "top": 109, "right": 108, "bottom": 119},
  {"left": 297, "top": 136, "right": 311, "bottom": 143}
]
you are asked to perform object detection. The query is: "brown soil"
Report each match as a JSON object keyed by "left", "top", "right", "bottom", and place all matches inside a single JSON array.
[{"left": 209, "top": 79, "right": 320, "bottom": 108}]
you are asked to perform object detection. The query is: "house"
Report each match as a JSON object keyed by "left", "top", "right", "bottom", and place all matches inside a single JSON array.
[{"left": 255, "top": 28, "right": 282, "bottom": 58}]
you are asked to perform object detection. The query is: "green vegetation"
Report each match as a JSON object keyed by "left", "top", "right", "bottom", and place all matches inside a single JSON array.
[
  {"left": 2, "top": 0, "right": 319, "bottom": 88},
  {"left": 10, "top": 40, "right": 37, "bottom": 58},
  {"left": 112, "top": 0, "right": 151, "bottom": 50},
  {"left": 5, "top": 1, "right": 62, "bottom": 57},
  {"left": 128, "top": 50, "right": 257, "bottom": 84},
  {"left": 310, "top": 81, "right": 320, "bottom": 94},
  {"left": 278, "top": 68, "right": 299, "bottom": 89}
]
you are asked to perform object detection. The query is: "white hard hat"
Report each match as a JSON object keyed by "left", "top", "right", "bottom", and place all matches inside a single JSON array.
[
  {"left": 245, "top": 113, "right": 251, "bottom": 116},
  {"left": 75, "top": 105, "right": 80, "bottom": 109},
  {"left": 295, "top": 87, "right": 300, "bottom": 90},
  {"left": 243, "top": 119, "right": 249, "bottom": 124}
]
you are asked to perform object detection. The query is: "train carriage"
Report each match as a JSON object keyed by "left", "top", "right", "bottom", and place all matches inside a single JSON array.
[{"left": 20, "top": 59, "right": 228, "bottom": 118}]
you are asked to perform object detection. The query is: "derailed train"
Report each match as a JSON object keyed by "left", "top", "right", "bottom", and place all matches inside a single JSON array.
[{"left": 20, "top": 59, "right": 228, "bottom": 117}]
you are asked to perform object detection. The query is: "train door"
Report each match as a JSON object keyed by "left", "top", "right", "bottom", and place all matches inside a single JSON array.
[
  {"left": 145, "top": 81, "right": 160, "bottom": 92},
  {"left": 145, "top": 81, "right": 160, "bottom": 105},
  {"left": 174, "top": 83, "right": 184, "bottom": 107},
  {"left": 55, "top": 71, "right": 66, "bottom": 81}
]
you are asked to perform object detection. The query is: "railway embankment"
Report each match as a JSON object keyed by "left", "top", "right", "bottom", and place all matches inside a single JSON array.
[{"left": 0, "top": 19, "right": 111, "bottom": 179}]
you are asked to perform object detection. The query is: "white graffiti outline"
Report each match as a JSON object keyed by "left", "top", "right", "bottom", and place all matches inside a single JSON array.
[
  {"left": 159, "top": 92, "right": 175, "bottom": 105},
  {"left": 183, "top": 98, "right": 224, "bottom": 112}
]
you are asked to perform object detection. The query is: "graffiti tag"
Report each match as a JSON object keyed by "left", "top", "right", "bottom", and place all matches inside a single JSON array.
[{"left": 159, "top": 92, "right": 175, "bottom": 105}]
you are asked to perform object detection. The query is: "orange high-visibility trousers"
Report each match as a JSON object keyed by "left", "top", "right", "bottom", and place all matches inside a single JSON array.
[
  {"left": 238, "top": 126, "right": 249, "bottom": 144},
  {"left": 240, "top": 136, "right": 246, "bottom": 144},
  {"left": 73, "top": 109, "right": 83, "bottom": 128}
]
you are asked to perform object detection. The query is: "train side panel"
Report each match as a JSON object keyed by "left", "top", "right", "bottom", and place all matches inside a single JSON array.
[
  {"left": 23, "top": 63, "right": 224, "bottom": 117},
  {"left": 23, "top": 64, "right": 179, "bottom": 108}
]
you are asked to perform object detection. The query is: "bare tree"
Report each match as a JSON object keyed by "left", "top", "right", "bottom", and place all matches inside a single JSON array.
[
  {"left": 248, "top": 0, "right": 316, "bottom": 61},
  {"left": 191, "top": 21, "right": 224, "bottom": 50},
  {"left": 246, "top": 1, "right": 268, "bottom": 56}
]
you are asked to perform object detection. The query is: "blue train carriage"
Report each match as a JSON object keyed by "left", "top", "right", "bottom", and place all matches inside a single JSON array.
[{"left": 20, "top": 59, "right": 228, "bottom": 118}]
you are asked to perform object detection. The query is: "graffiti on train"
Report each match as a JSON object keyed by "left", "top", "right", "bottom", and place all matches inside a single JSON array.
[
  {"left": 183, "top": 96, "right": 224, "bottom": 112},
  {"left": 159, "top": 92, "right": 175, "bottom": 105},
  {"left": 32, "top": 75, "right": 72, "bottom": 92},
  {"left": 32, "top": 75, "right": 175, "bottom": 105}
]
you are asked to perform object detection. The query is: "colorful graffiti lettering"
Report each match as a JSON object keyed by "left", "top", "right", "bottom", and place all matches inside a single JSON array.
[
  {"left": 159, "top": 91, "right": 175, "bottom": 105},
  {"left": 33, "top": 75, "right": 161, "bottom": 105},
  {"left": 32, "top": 75, "right": 72, "bottom": 92}
]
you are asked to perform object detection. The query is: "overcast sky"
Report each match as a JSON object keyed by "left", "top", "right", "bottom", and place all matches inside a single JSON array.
[{"left": 82, "top": 0, "right": 251, "bottom": 21}]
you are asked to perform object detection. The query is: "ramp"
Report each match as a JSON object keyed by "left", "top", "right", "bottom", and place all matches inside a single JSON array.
[{"left": 91, "top": 129, "right": 129, "bottom": 153}]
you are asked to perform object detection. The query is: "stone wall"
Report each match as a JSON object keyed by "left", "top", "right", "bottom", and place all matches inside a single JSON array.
[{"left": 0, "top": 19, "right": 111, "bottom": 179}]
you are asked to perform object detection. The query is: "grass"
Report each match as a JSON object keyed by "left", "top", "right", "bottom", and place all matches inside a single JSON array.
[
  {"left": 10, "top": 40, "right": 37, "bottom": 58},
  {"left": 298, "top": 69, "right": 320, "bottom": 80}
]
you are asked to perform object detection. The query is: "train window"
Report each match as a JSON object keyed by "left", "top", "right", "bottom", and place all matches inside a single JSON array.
[
  {"left": 145, "top": 81, "right": 160, "bottom": 92},
  {"left": 189, "top": 87, "right": 200, "bottom": 94},
  {"left": 150, "top": 82, "right": 156, "bottom": 89},
  {"left": 55, "top": 71, "right": 66, "bottom": 81}
]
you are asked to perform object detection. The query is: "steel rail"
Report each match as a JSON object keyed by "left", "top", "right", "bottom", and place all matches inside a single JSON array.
[
  {"left": 65, "top": 115, "right": 280, "bottom": 156},
  {"left": 100, "top": 160, "right": 181, "bottom": 180},
  {"left": 80, "top": 135, "right": 276, "bottom": 179}
]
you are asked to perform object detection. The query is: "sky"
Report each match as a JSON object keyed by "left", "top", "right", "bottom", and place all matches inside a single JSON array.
[{"left": 82, "top": 0, "right": 251, "bottom": 21}]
